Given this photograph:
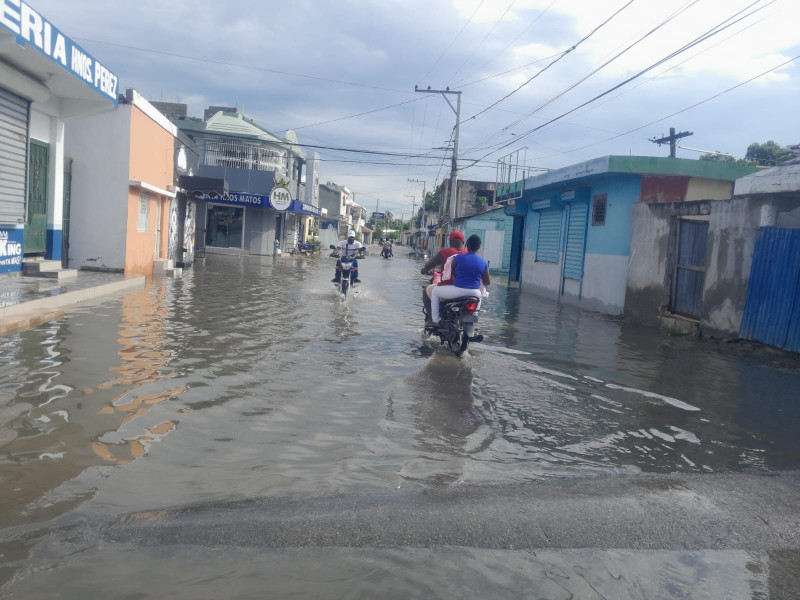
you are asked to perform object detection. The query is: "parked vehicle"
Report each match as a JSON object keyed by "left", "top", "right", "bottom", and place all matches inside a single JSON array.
[
  {"left": 424, "top": 293, "right": 484, "bottom": 356},
  {"left": 290, "top": 240, "right": 317, "bottom": 256}
]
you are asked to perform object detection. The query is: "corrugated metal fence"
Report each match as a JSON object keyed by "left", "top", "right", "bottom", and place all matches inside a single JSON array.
[{"left": 739, "top": 227, "right": 800, "bottom": 352}]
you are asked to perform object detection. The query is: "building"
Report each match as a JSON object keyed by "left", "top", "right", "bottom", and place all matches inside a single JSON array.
[
  {"left": 455, "top": 208, "right": 515, "bottom": 272},
  {"left": 1, "top": 3, "right": 118, "bottom": 275},
  {"left": 506, "top": 156, "right": 759, "bottom": 314},
  {"left": 438, "top": 179, "right": 497, "bottom": 224},
  {"left": 319, "top": 181, "right": 371, "bottom": 245},
  {"left": 169, "top": 106, "right": 319, "bottom": 257},
  {"left": 64, "top": 90, "right": 183, "bottom": 275},
  {"left": 624, "top": 154, "right": 800, "bottom": 351}
]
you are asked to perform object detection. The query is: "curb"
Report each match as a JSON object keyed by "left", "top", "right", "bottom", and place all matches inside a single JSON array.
[{"left": 0, "top": 276, "right": 146, "bottom": 336}]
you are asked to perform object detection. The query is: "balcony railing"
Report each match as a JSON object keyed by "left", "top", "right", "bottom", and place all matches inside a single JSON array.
[{"left": 204, "top": 138, "right": 287, "bottom": 174}]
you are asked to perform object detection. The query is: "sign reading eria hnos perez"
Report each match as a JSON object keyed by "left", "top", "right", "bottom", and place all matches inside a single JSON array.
[
  {"left": 0, "top": 229, "right": 24, "bottom": 275},
  {"left": 0, "top": 0, "right": 119, "bottom": 106}
]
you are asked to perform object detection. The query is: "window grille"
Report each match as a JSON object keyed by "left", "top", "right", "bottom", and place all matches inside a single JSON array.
[
  {"left": 592, "top": 194, "right": 607, "bottom": 226},
  {"left": 204, "top": 137, "right": 287, "bottom": 174},
  {"left": 137, "top": 192, "right": 150, "bottom": 232}
]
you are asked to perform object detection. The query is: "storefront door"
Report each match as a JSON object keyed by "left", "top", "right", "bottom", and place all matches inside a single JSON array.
[{"left": 24, "top": 140, "right": 49, "bottom": 254}]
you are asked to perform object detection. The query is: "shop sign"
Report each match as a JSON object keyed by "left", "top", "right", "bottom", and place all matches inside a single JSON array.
[
  {"left": 0, "top": 228, "right": 23, "bottom": 274},
  {"left": 195, "top": 192, "right": 268, "bottom": 208},
  {"left": 269, "top": 186, "right": 292, "bottom": 211},
  {"left": 0, "top": 0, "right": 119, "bottom": 106},
  {"left": 289, "top": 200, "right": 321, "bottom": 217}
]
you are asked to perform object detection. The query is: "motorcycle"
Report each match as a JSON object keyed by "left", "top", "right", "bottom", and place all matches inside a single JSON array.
[
  {"left": 381, "top": 245, "right": 393, "bottom": 259},
  {"left": 330, "top": 245, "right": 364, "bottom": 296},
  {"left": 424, "top": 290, "right": 484, "bottom": 356}
]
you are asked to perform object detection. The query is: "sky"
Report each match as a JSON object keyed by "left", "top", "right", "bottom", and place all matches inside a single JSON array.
[{"left": 30, "top": 0, "right": 800, "bottom": 217}]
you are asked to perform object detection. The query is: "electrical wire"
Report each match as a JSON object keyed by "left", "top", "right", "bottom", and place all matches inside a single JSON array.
[
  {"left": 452, "top": 0, "right": 560, "bottom": 87},
  {"left": 462, "top": 0, "right": 778, "bottom": 167},
  {"left": 74, "top": 37, "right": 413, "bottom": 95},
  {"left": 484, "top": 53, "right": 800, "bottom": 165},
  {"left": 466, "top": 0, "right": 636, "bottom": 122}
]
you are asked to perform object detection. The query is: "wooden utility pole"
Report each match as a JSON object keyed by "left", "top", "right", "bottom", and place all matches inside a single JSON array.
[
  {"left": 650, "top": 127, "right": 693, "bottom": 158},
  {"left": 415, "top": 86, "right": 461, "bottom": 228}
]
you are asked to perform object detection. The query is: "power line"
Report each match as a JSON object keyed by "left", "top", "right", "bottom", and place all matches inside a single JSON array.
[
  {"left": 448, "top": 0, "right": 517, "bottom": 85},
  {"left": 466, "top": 0, "right": 636, "bottom": 122},
  {"left": 508, "top": 53, "right": 800, "bottom": 163},
  {"left": 421, "top": 0, "right": 487, "bottom": 79},
  {"left": 273, "top": 97, "right": 422, "bottom": 133},
  {"left": 75, "top": 37, "right": 412, "bottom": 95},
  {"left": 462, "top": 0, "right": 777, "bottom": 166},
  {"left": 452, "top": 0, "right": 560, "bottom": 87}
]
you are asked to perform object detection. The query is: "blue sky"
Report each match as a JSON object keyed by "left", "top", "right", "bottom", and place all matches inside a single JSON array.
[{"left": 29, "top": 0, "right": 800, "bottom": 215}]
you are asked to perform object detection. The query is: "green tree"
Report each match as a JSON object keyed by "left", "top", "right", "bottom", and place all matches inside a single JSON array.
[
  {"left": 745, "top": 140, "right": 792, "bottom": 166},
  {"left": 699, "top": 152, "right": 754, "bottom": 165}
]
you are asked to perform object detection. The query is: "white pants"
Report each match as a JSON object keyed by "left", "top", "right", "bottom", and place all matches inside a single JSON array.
[{"left": 431, "top": 285, "right": 481, "bottom": 322}]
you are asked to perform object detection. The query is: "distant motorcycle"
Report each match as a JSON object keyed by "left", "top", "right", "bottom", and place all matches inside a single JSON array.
[
  {"left": 381, "top": 245, "right": 393, "bottom": 259},
  {"left": 424, "top": 288, "right": 484, "bottom": 356}
]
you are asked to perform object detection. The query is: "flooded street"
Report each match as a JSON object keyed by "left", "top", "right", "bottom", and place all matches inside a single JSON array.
[{"left": 1, "top": 250, "right": 799, "bottom": 598}]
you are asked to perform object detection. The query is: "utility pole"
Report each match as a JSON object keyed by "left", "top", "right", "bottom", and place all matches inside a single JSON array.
[
  {"left": 650, "top": 127, "right": 693, "bottom": 158},
  {"left": 415, "top": 86, "right": 461, "bottom": 230},
  {"left": 408, "top": 179, "right": 426, "bottom": 227}
]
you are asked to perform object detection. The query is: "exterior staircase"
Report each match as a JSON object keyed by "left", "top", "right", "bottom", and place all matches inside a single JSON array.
[{"left": 22, "top": 259, "right": 78, "bottom": 280}]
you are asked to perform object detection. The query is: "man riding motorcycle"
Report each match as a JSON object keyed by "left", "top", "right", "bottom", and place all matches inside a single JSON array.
[
  {"left": 332, "top": 230, "right": 364, "bottom": 283},
  {"left": 420, "top": 231, "right": 467, "bottom": 322},
  {"left": 381, "top": 239, "right": 393, "bottom": 258}
]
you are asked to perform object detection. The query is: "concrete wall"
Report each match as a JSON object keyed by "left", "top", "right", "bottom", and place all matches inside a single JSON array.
[
  {"left": 64, "top": 106, "right": 131, "bottom": 271},
  {"left": 625, "top": 196, "right": 800, "bottom": 336},
  {"left": 124, "top": 104, "right": 176, "bottom": 275}
]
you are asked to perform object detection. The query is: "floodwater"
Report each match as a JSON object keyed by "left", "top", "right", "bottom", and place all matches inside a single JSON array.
[{"left": 1, "top": 250, "right": 798, "bottom": 598}]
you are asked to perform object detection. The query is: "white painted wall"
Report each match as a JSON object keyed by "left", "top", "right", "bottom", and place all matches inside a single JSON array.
[
  {"left": 64, "top": 106, "right": 132, "bottom": 270},
  {"left": 29, "top": 108, "right": 52, "bottom": 143},
  {"left": 579, "top": 254, "right": 629, "bottom": 314},
  {"left": 520, "top": 250, "right": 627, "bottom": 314}
]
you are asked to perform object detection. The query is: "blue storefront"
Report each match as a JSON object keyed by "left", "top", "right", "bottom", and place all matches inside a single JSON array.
[
  {"left": 194, "top": 189, "right": 320, "bottom": 255},
  {"left": 0, "top": 0, "right": 118, "bottom": 275}
]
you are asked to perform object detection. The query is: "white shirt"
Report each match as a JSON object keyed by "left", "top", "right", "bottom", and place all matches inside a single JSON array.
[{"left": 337, "top": 240, "right": 362, "bottom": 257}]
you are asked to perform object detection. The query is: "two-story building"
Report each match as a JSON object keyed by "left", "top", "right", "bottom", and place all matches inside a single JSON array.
[{"left": 168, "top": 106, "right": 319, "bottom": 256}]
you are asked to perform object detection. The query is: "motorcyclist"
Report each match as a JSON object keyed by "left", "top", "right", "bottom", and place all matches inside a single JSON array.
[
  {"left": 420, "top": 231, "right": 467, "bottom": 322},
  {"left": 381, "top": 239, "right": 393, "bottom": 258},
  {"left": 332, "top": 230, "right": 364, "bottom": 283},
  {"left": 428, "top": 234, "right": 490, "bottom": 328}
]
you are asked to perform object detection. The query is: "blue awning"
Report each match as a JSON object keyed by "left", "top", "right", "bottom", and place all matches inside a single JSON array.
[{"left": 289, "top": 200, "right": 321, "bottom": 217}]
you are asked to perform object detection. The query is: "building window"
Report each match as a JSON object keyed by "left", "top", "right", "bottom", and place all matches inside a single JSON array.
[
  {"left": 137, "top": 192, "right": 150, "bottom": 232},
  {"left": 592, "top": 194, "right": 607, "bottom": 226}
]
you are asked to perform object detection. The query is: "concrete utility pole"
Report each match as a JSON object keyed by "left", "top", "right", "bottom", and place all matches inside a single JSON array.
[
  {"left": 650, "top": 127, "right": 693, "bottom": 158},
  {"left": 407, "top": 179, "right": 426, "bottom": 227},
  {"left": 415, "top": 86, "right": 461, "bottom": 229}
]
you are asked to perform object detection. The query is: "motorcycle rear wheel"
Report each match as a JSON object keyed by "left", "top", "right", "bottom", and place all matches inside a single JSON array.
[{"left": 447, "top": 331, "right": 469, "bottom": 356}]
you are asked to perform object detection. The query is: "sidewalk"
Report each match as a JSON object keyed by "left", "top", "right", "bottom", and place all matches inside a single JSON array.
[{"left": 0, "top": 271, "right": 146, "bottom": 337}]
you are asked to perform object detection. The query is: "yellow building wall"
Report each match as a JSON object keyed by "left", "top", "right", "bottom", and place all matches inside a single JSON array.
[
  {"left": 686, "top": 178, "right": 734, "bottom": 202},
  {"left": 124, "top": 106, "right": 175, "bottom": 275}
]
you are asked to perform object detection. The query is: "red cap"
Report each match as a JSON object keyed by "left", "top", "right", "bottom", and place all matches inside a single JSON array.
[{"left": 449, "top": 231, "right": 464, "bottom": 241}]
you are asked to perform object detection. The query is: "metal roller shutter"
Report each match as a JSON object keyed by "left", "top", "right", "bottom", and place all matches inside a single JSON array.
[
  {"left": 0, "top": 87, "right": 29, "bottom": 225},
  {"left": 563, "top": 202, "right": 588, "bottom": 279},
  {"left": 536, "top": 208, "right": 562, "bottom": 262}
]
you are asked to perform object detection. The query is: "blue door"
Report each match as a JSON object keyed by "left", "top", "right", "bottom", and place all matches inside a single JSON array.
[{"left": 739, "top": 227, "right": 800, "bottom": 352}]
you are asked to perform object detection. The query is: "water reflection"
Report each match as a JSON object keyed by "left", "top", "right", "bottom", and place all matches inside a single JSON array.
[
  {"left": 0, "top": 252, "right": 799, "bottom": 596},
  {"left": 402, "top": 353, "right": 490, "bottom": 485}
]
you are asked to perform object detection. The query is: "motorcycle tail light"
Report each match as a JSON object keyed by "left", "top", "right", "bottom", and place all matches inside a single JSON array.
[{"left": 464, "top": 301, "right": 478, "bottom": 314}]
